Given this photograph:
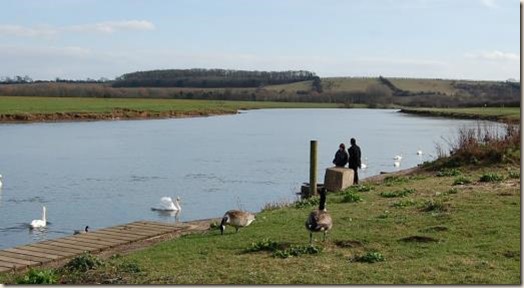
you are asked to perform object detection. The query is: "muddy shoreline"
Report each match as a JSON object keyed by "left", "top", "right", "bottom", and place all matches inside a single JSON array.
[
  {"left": 399, "top": 108, "right": 519, "bottom": 123},
  {"left": 0, "top": 108, "right": 239, "bottom": 123}
]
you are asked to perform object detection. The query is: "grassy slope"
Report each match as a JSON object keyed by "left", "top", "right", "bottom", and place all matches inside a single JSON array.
[
  {"left": 119, "top": 165, "right": 520, "bottom": 284},
  {"left": 0, "top": 96, "right": 339, "bottom": 115}
]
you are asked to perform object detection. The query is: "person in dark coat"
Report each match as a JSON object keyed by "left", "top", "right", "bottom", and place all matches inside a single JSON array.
[
  {"left": 347, "top": 138, "right": 362, "bottom": 184},
  {"left": 333, "top": 143, "right": 348, "bottom": 167}
]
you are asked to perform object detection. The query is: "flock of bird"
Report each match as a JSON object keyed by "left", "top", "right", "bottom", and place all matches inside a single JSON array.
[{"left": 3, "top": 148, "right": 424, "bottom": 243}]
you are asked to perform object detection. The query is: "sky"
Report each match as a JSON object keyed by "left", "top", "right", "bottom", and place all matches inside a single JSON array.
[{"left": 0, "top": 0, "right": 520, "bottom": 81}]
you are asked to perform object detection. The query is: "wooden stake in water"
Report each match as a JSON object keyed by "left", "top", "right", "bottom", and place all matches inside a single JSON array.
[{"left": 310, "top": 140, "right": 318, "bottom": 196}]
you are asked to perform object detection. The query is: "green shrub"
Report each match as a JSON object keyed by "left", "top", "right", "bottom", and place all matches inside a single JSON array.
[
  {"left": 16, "top": 269, "right": 57, "bottom": 284},
  {"left": 353, "top": 251, "right": 385, "bottom": 263},
  {"left": 452, "top": 176, "right": 472, "bottom": 185},
  {"left": 294, "top": 196, "right": 320, "bottom": 209},
  {"left": 245, "top": 238, "right": 280, "bottom": 253},
  {"left": 352, "top": 184, "right": 374, "bottom": 192},
  {"left": 64, "top": 252, "right": 103, "bottom": 272},
  {"left": 422, "top": 199, "right": 449, "bottom": 212},
  {"left": 508, "top": 170, "right": 520, "bottom": 179},
  {"left": 342, "top": 191, "right": 363, "bottom": 203},
  {"left": 383, "top": 176, "right": 409, "bottom": 186},
  {"left": 392, "top": 198, "right": 417, "bottom": 208},
  {"left": 380, "top": 188, "right": 415, "bottom": 198},
  {"left": 437, "top": 168, "right": 462, "bottom": 177},
  {"left": 479, "top": 172, "right": 504, "bottom": 182},
  {"left": 273, "top": 245, "right": 322, "bottom": 259}
]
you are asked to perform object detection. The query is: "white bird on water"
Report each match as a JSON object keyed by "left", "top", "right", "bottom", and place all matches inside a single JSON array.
[
  {"left": 152, "top": 196, "right": 181, "bottom": 211},
  {"left": 393, "top": 154, "right": 403, "bottom": 161},
  {"left": 30, "top": 206, "right": 47, "bottom": 228},
  {"left": 394, "top": 160, "right": 401, "bottom": 167},
  {"left": 360, "top": 157, "right": 368, "bottom": 170},
  {"left": 416, "top": 149, "right": 423, "bottom": 155}
]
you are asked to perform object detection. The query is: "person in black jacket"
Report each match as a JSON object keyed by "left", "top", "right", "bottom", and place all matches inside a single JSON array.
[
  {"left": 347, "top": 138, "right": 362, "bottom": 184},
  {"left": 333, "top": 143, "right": 348, "bottom": 167}
]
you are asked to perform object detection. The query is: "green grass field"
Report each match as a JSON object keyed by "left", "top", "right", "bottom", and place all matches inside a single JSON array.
[{"left": 0, "top": 96, "right": 339, "bottom": 115}]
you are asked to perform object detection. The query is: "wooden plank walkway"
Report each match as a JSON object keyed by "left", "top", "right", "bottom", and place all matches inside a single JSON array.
[{"left": 0, "top": 220, "right": 186, "bottom": 273}]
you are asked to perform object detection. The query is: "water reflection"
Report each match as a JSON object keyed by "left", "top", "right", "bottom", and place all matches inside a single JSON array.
[{"left": 154, "top": 210, "right": 180, "bottom": 223}]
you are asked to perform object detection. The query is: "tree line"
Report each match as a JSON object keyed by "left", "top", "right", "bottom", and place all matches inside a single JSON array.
[{"left": 112, "top": 69, "right": 317, "bottom": 88}]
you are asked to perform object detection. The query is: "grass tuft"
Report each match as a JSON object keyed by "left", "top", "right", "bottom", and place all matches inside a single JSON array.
[
  {"left": 380, "top": 188, "right": 416, "bottom": 198},
  {"left": 352, "top": 251, "right": 385, "bottom": 263},
  {"left": 479, "top": 172, "right": 504, "bottom": 182}
]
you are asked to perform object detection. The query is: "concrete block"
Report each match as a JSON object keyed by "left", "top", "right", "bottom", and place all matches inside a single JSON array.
[{"left": 324, "top": 167, "right": 354, "bottom": 192}]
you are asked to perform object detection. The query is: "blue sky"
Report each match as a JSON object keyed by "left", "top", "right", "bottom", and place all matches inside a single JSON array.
[{"left": 0, "top": 0, "right": 519, "bottom": 80}]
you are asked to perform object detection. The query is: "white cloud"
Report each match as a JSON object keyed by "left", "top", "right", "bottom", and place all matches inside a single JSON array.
[
  {"left": 465, "top": 50, "right": 519, "bottom": 62},
  {"left": 0, "top": 20, "right": 154, "bottom": 37},
  {"left": 0, "top": 25, "right": 57, "bottom": 37},
  {"left": 66, "top": 20, "right": 155, "bottom": 34}
]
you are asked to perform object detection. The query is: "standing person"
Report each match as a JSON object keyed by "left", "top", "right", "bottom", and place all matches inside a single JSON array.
[
  {"left": 347, "top": 138, "right": 362, "bottom": 184},
  {"left": 332, "top": 143, "right": 348, "bottom": 167}
]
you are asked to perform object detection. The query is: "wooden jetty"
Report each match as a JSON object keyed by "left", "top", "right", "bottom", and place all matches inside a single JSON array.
[{"left": 0, "top": 220, "right": 205, "bottom": 273}]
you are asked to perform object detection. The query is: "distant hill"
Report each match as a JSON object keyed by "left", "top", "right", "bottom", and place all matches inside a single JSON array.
[
  {"left": 112, "top": 69, "right": 318, "bottom": 88},
  {"left": 0, "top": 71, "right": 519, "bottom": 108}
]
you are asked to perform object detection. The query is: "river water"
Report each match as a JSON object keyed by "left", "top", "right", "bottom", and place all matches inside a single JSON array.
[{"left": 0, "top": 109, "right": 496, "bottom": 248}]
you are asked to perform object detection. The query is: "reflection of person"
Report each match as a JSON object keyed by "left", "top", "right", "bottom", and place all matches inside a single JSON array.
[
  {"left": 332, "top": 143, "right": 349, "bottom": 167},
  {"left": 347, "top": 138, "right": 362, "bottom": 184}
]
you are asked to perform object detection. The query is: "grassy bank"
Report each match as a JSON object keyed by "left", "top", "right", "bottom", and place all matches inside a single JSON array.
[
  {"left": 1, "top": 139, "right": 519, "bottom": 284},
  {"left": 400, "top": 107, "right": 520, "bottom": 123},
  {"left": 0, "top": 96, "right": 340, "bottom": 122}
]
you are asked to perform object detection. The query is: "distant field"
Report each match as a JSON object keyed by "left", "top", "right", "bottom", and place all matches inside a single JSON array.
[
  {"left": 389, "top": 78, "right": 458, "bottom": 94},
  {"left": 401, "top": 107, "right": 520, "bottom": 122},
  {"left": 264, "top": 80, "right": 313, "bottom": 92},
  {"left": 321, "top": 77, "right": 382, "bottom": 92},
  {"left": 0, "top": 96, "right": 339, "bottom": 115}
]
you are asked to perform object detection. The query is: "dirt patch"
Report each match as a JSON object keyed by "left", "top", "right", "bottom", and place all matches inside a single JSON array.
[
  {"left": 399, "top": 236, "right": 439, "bottom": 243},
  {"left": 420, "top": 225, "right": 448, "bottom": 233},
  {"left": 333, "top": 239, "right": 364, "bottom": 248}
]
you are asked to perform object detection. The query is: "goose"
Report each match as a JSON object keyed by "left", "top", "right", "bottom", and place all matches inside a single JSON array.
[
  {"left": 152, "top": 196, "right": 181, "bottom": 211},
  {"left": 305, "top": 188, "right": 332, "bottom": 244},
  {"left": 220, "top": 210, "right": 255, "bottom": 235},
  {"left": 74, "top": 226, "right": 89, "bottom": 235},
  {"left": 393, "top": 154, "right": 403, "bottom": 161},
  {"left": 30, "top": 206, "right": 46, "bottom": 229}
]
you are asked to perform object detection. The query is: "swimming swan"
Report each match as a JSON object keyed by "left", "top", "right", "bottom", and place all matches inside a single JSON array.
[
  {"left": 30, "top": 206, "right": 47, "bottom": 228},
  {"left": 393, "top": 154, "right": 403, "bottom": 161},
  {"left": 152, "top": 196, "right": 181, "bottom": 211}
]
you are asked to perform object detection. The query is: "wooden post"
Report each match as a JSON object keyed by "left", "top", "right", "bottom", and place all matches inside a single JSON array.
[{"left": 310, "top": 140, "right": 318, "bottom": 196}]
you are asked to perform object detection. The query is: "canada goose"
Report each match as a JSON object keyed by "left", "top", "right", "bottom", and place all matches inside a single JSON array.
[
  {"left": 74, "top": 226, "right": 89, "bottom": 235},
  {"left": 152, "top": 196, "right": 181, "bottom": 211},
  {"left": 220, "top": 210, "right": 255, "bottom": 235},
  {"left": 305, "top": 188, "right": 332, "bottom": 244},
  {"left": 30, "top": 206, "right": 46, "bottom": 228}
]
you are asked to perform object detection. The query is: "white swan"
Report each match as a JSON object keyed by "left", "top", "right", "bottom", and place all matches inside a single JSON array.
[
  {"left": 393, "top": 154, "right": 403, "bottom": 161},
  {"left": 394, "top": 160, "right": 401, "bottom": 167},
  {"left": 30, "top": 206, "right": 47, "bottom": 228},
  {"left": 152, "top": 196, "right": 181, "bottom": 211},
  {"left": 360, "top": 157, "right": 368, "bottom": 170},
  {"left": 416, "top": 149, "right": 423, "bottom": 155}
]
